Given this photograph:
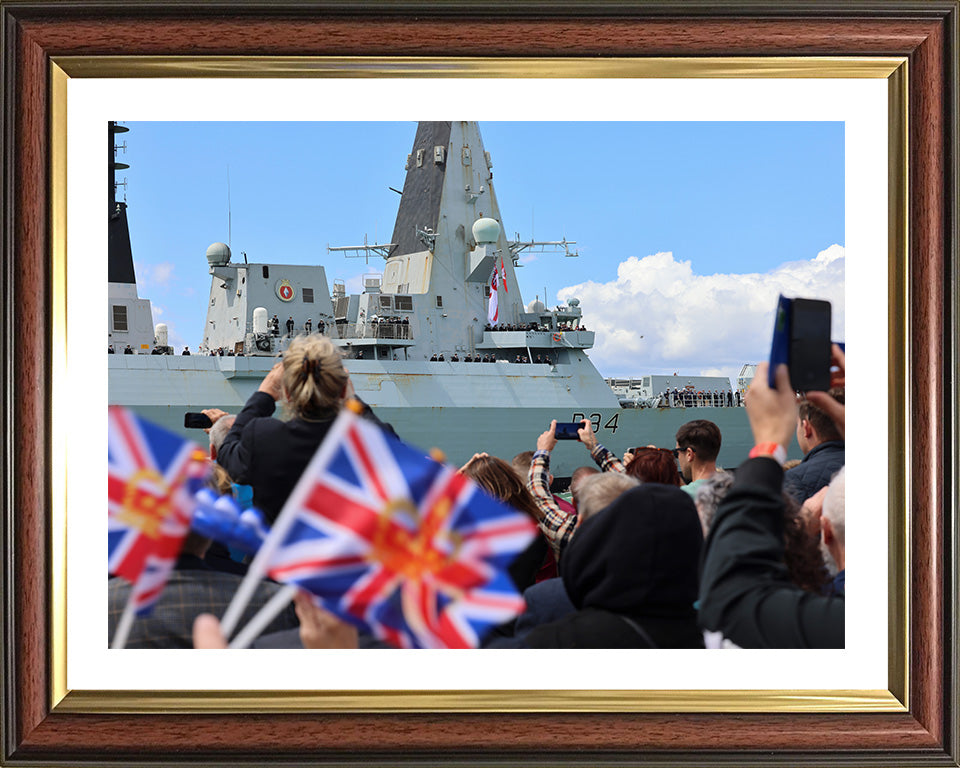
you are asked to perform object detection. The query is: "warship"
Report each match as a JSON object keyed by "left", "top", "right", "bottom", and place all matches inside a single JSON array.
[{"left": 107, "top": 121, "right": 754, "bottom": 478}]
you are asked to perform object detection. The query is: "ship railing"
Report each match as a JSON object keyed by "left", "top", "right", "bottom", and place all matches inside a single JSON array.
[
  {"left": 338, "top": 322, "right": 413, "bottom": 341},
  {"left": 648, "top": 392, "right": 744, "bottom": 408}
]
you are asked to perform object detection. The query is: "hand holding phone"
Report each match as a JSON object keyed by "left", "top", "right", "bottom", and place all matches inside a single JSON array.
[
  {"left": 554, "top": 422, "right": 582, "bottom": 440},
  {"left": 768, "top": 295, "right": 832, "bottom": 391},
  {"left": 184, "top": 412, "right": 213, "bottom": 429}
]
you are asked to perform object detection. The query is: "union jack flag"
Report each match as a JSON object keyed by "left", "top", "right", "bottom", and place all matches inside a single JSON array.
[
  {"left": 108, "top": 406, "right": 207, "bottom": 615},
  {"left": 254, "top": 409, "right": 537, "bottom": 649}
]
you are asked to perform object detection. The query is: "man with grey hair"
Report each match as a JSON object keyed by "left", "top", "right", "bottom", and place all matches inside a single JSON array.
[
  {"left": 574, "top": 472, "right": 639, "bottom": 525},
  {"left": 494, "top": 472, "right": 639, "bottom": 645},
  {"left": 819, "top": 467, "right": 845, "bottom": 596},
  {"left": 694, "top": 471, "right": 735, "bottom": 538},
  {"left": 205, "top": 409, "right": 236, "bottom": 460}
]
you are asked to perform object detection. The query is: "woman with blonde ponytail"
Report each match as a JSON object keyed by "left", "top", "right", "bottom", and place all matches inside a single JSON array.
[{"left": 215, "top": 335, "right": 388, "bottom": 524}]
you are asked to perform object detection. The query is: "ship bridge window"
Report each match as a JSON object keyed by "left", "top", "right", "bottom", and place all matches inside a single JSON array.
[
  {"left": 111, "top": 305, "right": 128, "bottom": 332},
  {"left": 395, "top": 295, "right": 413, "bottom": 311},
  {"left": 262, "top": 266, "right": 269, "bottom": 279},
  {"left": 379, "top": 295, "right": 393, "bottom": 310},
  {"left": 302, "top": 288, "right": 314, "bottom": 303},
  {"left": 436, "top": 296, "right": 443, "bottom": 308}
]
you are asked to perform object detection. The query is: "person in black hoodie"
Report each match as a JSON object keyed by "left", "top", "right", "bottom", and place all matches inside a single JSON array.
[{"left": 494, "top": 483, "right": 705, "bottom": 648}]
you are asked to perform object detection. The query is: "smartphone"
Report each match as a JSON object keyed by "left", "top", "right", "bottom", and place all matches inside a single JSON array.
[
  {"left": 184, "top": 412, "right": 213, "bottom": 429},
  {"left": 789, "top": 298, "right": 832, "bottom": 392},
  {"left": 768, "top": 295, "right": 832, "bottom": 391},
  {"left": 554, "top": 422, "right": 582, "bottom": 440}
]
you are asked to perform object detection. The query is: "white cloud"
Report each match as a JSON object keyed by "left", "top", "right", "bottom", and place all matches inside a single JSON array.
[
  {"left": 558, "top": 245, "right": 845, "bottom": 379},
  {"left": 519, "top": 254, "right": 538, "bottom": 265},
  {"left": 135, "top": 260, "right": 177, "bottom": 290},
  {"left": 344, "top": 273, "right": 366, "bottom": 295},
  {"left": 152, "top": 262, "right": 175, "bottom": 285}
]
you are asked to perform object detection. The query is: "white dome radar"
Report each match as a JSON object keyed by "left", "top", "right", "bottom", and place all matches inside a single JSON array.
[
  {"left": 206, "top": 242, "right": 231, "bottom": 267},
  {"left": 527, "top": 299, "right": 546, "bottom": 313},
  {"left": 472, "top": 217, "right": 501, "bottom": 245},
  {"left": 567, "top": 297, "right": 581, "bottom": 307}
]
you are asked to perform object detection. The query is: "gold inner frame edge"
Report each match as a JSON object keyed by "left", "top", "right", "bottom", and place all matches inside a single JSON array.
[{"left": 49, "top": 55, "right": 909, "bottom": 714}]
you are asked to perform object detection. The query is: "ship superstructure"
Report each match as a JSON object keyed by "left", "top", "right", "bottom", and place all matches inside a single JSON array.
[
  {"left": 108, "top": 121, "right": 758, "bottom": 476},
  {"left": 197, "top": 122, "right": 595, "bottom": 368}
]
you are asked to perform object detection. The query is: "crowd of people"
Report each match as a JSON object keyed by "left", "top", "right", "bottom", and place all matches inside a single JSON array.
[
  {"left": 427, "top": 352, "right": 556, "bottom": 363},
  {"left": 653, "top": 388, "right": 742, "bottom": 408},
  {"left": 109, "top": 335, "right": 846, "bottom": 650},
  {"left": 482, "top": 321, "right": 588, "bottom": 333}
]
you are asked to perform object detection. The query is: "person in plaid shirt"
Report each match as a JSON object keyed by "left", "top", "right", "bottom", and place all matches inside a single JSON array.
[{"left": 527, "top": 418, "right": 629, "bottom": 559}]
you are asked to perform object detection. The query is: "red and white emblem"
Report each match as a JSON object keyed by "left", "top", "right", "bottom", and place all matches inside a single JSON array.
[{"left": 276, "top": 279, "right": 295, "bottom": 302}]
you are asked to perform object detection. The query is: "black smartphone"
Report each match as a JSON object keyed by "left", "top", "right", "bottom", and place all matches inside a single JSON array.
[
  {"left": 554, "top": 422, "right": 582, "bottom": 440},
  {"left": 789, "top": 298, "right": 832, "bottom": 392},
  {"left": 184, "top": 412, "right": 213, "bottom": 429}
]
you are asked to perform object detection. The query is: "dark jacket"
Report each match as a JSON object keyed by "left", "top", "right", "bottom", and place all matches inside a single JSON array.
[
  {"left": 783, "top": 440, "right": 844, "bottom": 503},
  {"left": 521, "top": 484, "right": 705, "bottom": 649},
  {"left": 217, "top": 391, "right": 395, "bottom": 525},
  {"left": 216, "top": 391, "right": 336, "bottom": 524},
  {"left": 513, "top": 578, "right": 575, "bottom": 639},
  {"left": 698, "top": 457, "right": 844, "bottom": 648}
]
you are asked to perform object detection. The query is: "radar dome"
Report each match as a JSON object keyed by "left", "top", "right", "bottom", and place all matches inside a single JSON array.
[
  {"left": 567, "top": 297, "right": 581, "bottom": 307},
  {"left": 206, "top": 242, "right": 231, "bottom": 267},
  {"left": 154, "top": 323, "right": 168, "bottom": 347},
  {"left": 527, "top": 299, "right": 546, "bottom": 313},
  {"left": 472, "top": 217, "right": 500, "bottom": 245}
]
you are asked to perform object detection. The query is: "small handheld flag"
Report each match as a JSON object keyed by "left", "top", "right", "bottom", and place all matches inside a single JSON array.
[
  {"left": 191, "top": 488, "right": 269, "bottom": 557},
  {"left": 226, "top": 409, "right": 537, "bottom": 649},
  {"left": 108, "top": 406, "right": 206, "bottom": 621}
]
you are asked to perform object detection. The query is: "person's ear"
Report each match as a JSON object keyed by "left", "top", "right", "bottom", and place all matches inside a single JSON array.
[{"left": 821, "top": 516, "right": 835, "bottom": 546}]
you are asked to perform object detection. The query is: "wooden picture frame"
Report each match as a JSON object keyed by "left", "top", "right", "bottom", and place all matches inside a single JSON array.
[{"left": 2, "top": 2, "right": 957, "bottom": 765}]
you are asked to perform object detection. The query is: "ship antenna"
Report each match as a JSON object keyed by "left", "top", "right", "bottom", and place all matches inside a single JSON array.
[{"left": 227, "top": 165, "right": 232, "bottom": 249}]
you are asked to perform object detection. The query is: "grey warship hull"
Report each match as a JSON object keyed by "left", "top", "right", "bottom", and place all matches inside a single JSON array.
[
  {"left": 109, "top": 354, "right": 755, "bottom": 476},
  {"left": 108, "top": 120, "right": 757, "bottom": 478}
]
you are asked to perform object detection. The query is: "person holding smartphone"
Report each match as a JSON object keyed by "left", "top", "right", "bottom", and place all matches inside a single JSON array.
[
  {"left": 698, "top": 350, "right": 845, "bottom": 649},
  {"left": 213, "top": 335, "right": 392, "bottom": 525}
]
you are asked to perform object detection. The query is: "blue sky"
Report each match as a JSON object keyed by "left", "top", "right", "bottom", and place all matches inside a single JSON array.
[{"left": 122, "top": 121, "right": 844, "bottom": 381}]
